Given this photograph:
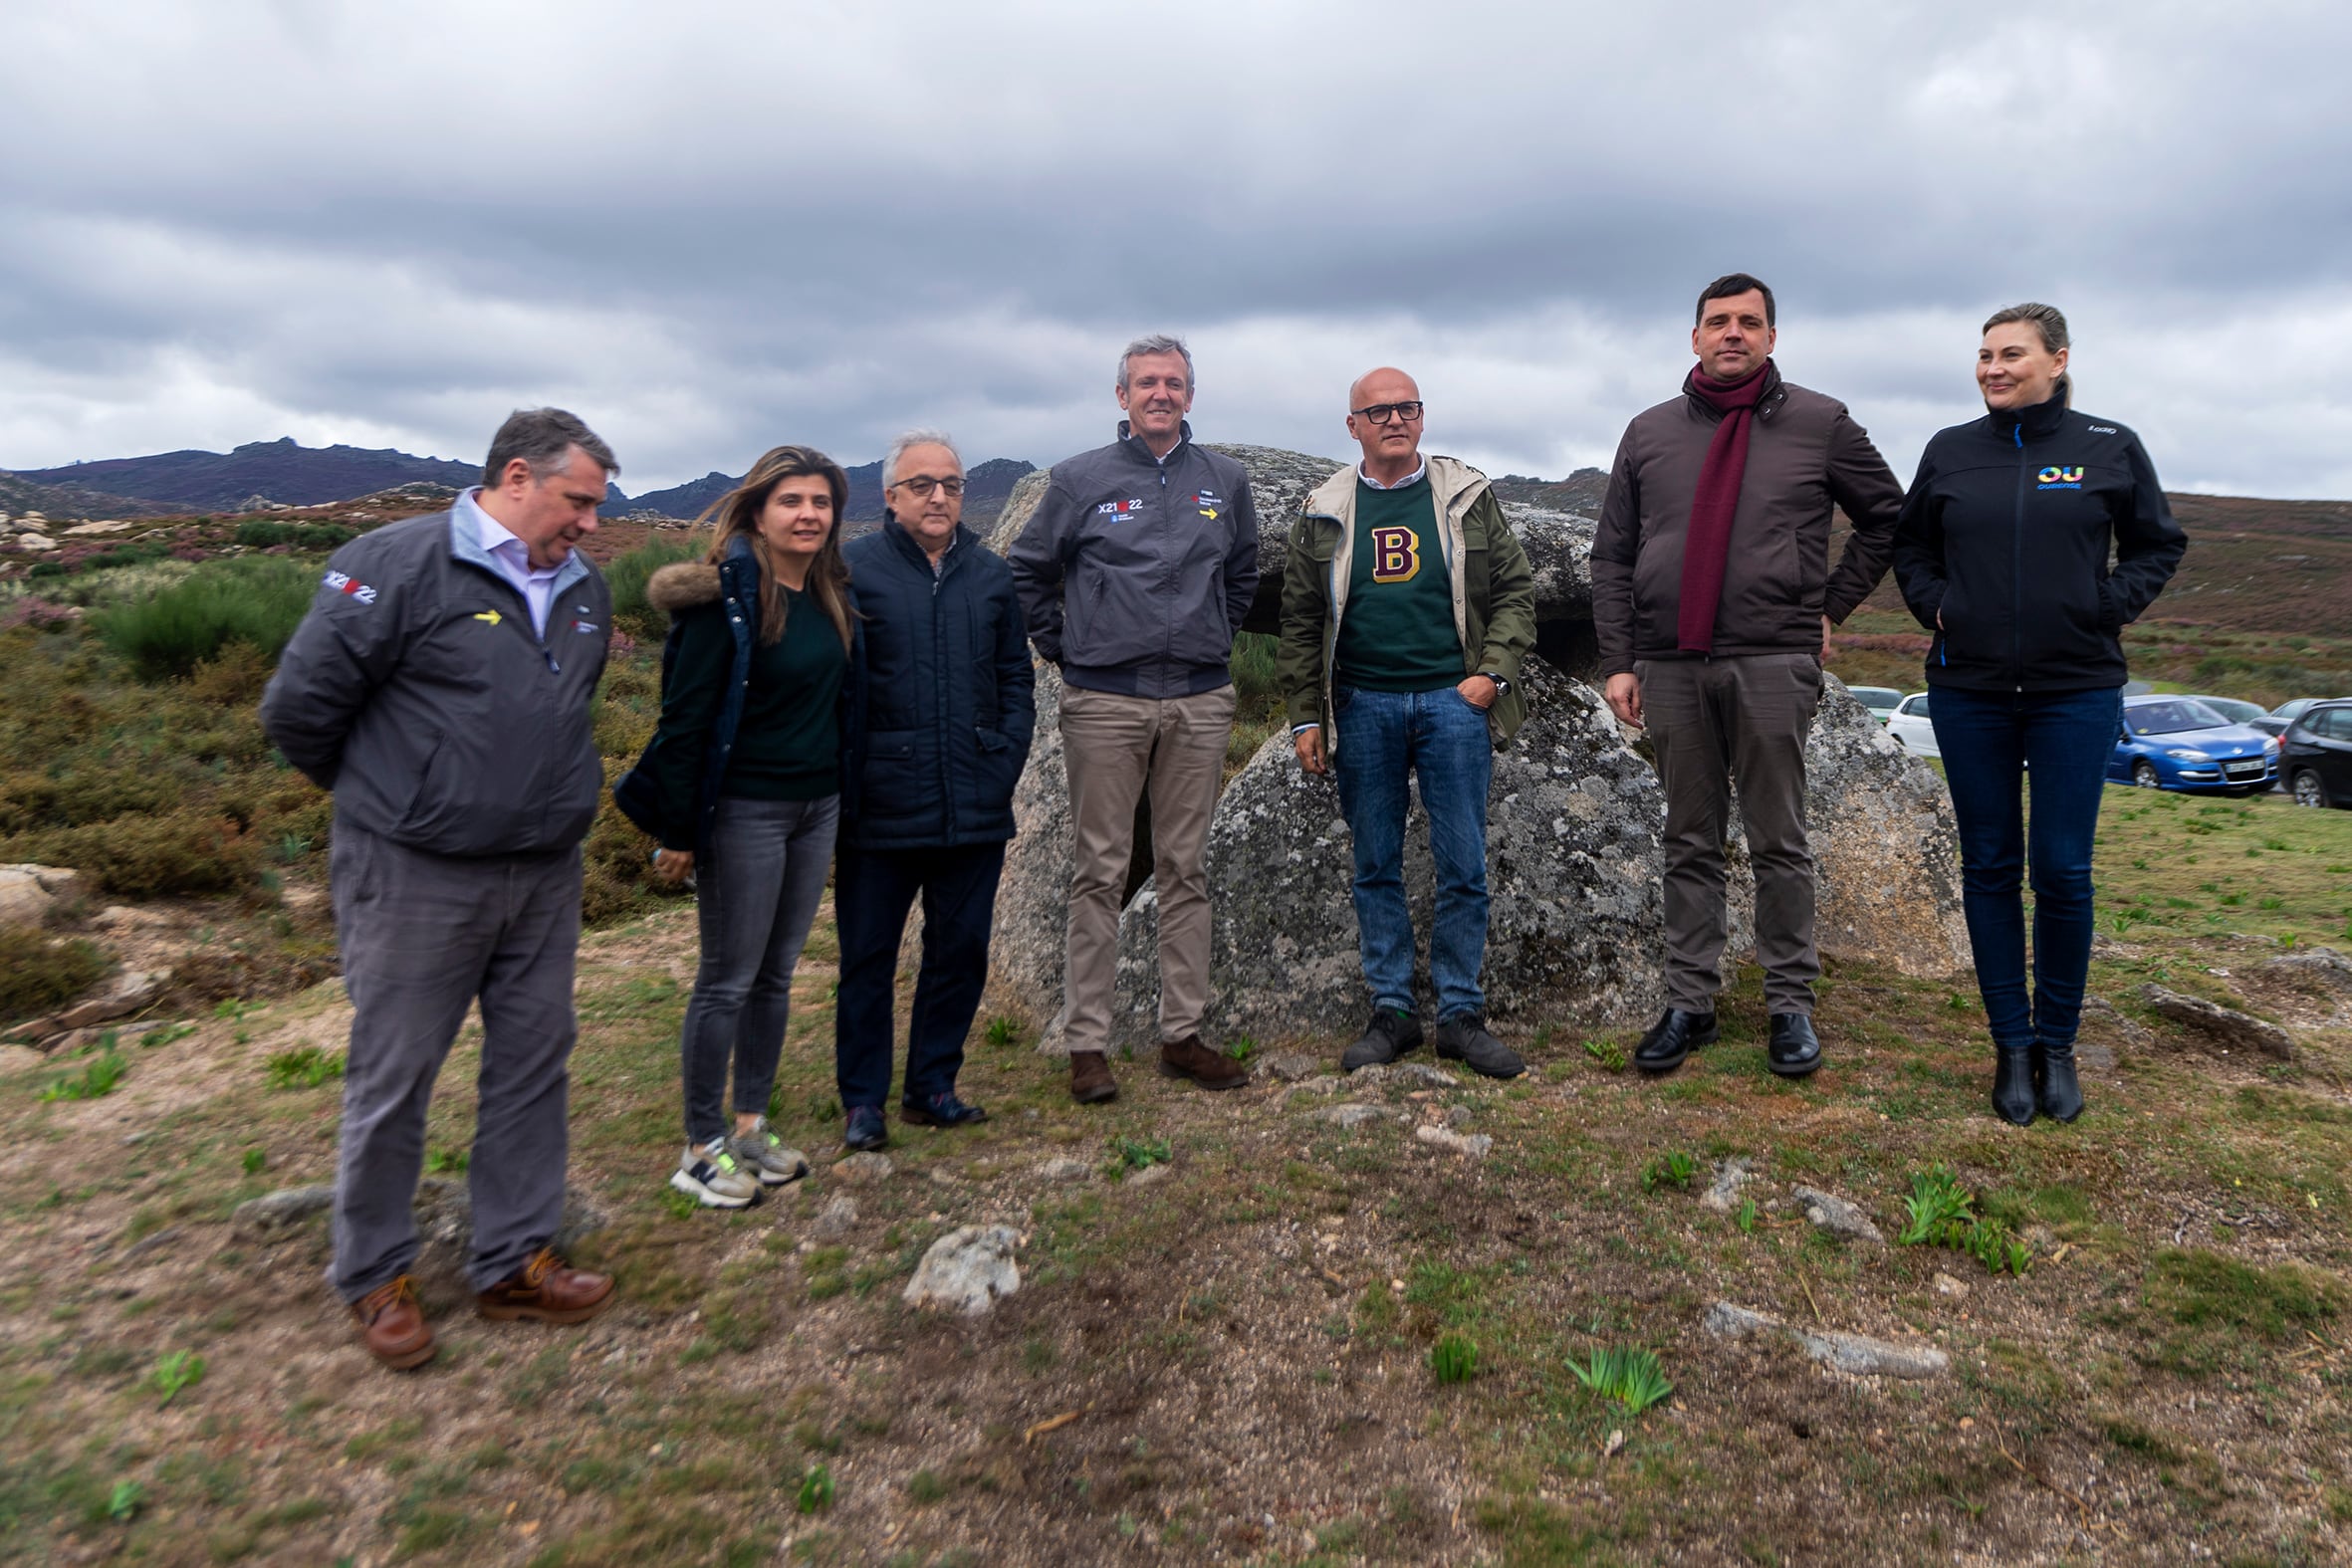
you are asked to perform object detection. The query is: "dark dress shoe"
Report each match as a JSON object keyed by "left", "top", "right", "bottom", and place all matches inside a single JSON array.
[
  {"left": 843, "top": 1104, "right": 890, "bottom": 1151},
  {"left": 1068, "top": 1050, "right": 1118, "bottom": 1104},
  {"left": 476, "top": 1249, "right": 614, "bottom": 1325},
  {"left": 2034, "top": 1039, "right": 2083, "bottom": 1123},
  {"left": 1159, "top": 1033, "right": 1249, "bottom": 1090},
  {"left": 1991, "top": 1047, "right": 2036, "bottom": 1125},
  {"left": 902, "top": 1091, "right": 987, "bottom": 1128},
  {"left": 1766, "top": 1013, "right": 1823, "bottom": 1077},
  {"left": 1341, "top": 1008, "right": 1423, "bottom": 1072},
  {"left": 351, "top": 1274, "right": 435, "bottom": 1370},
  {"left": 1434, "top": 1014, "right": 1526, "bottom": 1078},
  {"left": 1633, "top": 1008, "right": 1718, "bottom": 1075}
]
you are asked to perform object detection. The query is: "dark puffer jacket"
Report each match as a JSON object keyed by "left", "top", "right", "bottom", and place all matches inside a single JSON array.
[
  {"left": 1892, "top": 388, "right": 2185, "bottom": 693},
  {"left": 841, "top": 520, "right": 1036, "bottom": 849},
  {"left": 612, "top": 534, "right": 864, "bottom": 853}
]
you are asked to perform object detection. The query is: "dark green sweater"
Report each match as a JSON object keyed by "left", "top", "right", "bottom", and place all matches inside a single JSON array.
[
  {"left": 1331, "top": 476, "right": 1463, "bottom": 692},
  {"left": 651, "top": 588, "right": 844, "bottom": 846}
]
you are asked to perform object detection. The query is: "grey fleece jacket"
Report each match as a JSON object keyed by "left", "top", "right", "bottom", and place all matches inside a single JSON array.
[
  {"left": 260, "top": 508, "right": 612, "bottom": 857},
  {"left": 1006, "top": 421, "right": 1260, "bottom": 699}
]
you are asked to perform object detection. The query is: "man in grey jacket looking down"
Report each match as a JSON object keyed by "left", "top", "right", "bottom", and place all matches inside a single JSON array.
[
  {"left": 1008, "top": 335, "right": 1261, "bottom": 1104},
  {"left": 260, "top": 408, "right": 621, "bottom": 1372}
]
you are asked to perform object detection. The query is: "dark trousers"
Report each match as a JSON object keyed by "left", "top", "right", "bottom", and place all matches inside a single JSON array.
[
  {"left": 679, "top": 795, "right": 837, "bottom": 1145},
  {"left": 328, "top": 823, "right": 583, "bottom": 1299},
  {"left": 833, "top": 841, "right": 1007, "bottom": 1109},
  {"left": 1636, "top": 652, "right": 1822, "bottom": 1015},
  {"left": 1928, "top": 684, "right": 2121, "bottom": 1050}
]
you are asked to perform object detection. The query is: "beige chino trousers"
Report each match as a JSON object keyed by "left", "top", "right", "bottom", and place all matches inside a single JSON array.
[{"left": 1057, "top": 683, "right": 1236, "bottom": 1055}]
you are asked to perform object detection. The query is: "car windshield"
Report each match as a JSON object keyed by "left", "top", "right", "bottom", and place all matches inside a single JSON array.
[
  {"left": 2190, "top": 697, "right": 2265, "bottom": 724},
  {"left": 2127, "top": 700, "right": 2230, "bottom": 736}
]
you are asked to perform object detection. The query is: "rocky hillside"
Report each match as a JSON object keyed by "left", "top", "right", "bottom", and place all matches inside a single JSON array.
[
  {"left": 10, "top": 438, "right": 487, "bottom": 512},
  {"left": 626, "top": 455, "right": 1039, "bottom": 526}
]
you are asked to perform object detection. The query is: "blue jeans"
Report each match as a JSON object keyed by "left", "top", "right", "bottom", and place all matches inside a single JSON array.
[
  {"left": 1928, "top": 684, "right": 2121, "bottom": 1050},
  {"left": 1331, "top": 683, "right": 1493, "bottom": 1019},
  {"left": 680, "top": 794, "right": 838, "bottom": 1145}
]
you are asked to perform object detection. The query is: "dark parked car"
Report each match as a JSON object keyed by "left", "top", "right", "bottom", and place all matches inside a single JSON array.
[
  {"left": 2108, "top": 696, "right": 2279, "bottom": 794},
  {"left": 2282, "top": 701, "right": 2352, "bottom": 808}
]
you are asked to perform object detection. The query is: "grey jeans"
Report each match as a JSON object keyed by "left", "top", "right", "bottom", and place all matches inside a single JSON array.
[
  {"left": 328, "top": 823, "right": 584, "bottom": 1300},
  {"left": 1636, "top": 653, "right": 1822, "bottom": 1015},
  {"left": 680, "top": 794, "right": 838, "bottom": 1145}
]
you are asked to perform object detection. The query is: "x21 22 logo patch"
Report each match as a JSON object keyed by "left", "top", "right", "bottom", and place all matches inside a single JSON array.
[{"left": 1094, "top": 498, "right": 1146, "bottom": 522}]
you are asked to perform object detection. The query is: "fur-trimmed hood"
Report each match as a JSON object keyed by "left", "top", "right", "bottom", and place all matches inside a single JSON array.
[{"left": 645, "top": 560, "right": 722, "bottom": 614}]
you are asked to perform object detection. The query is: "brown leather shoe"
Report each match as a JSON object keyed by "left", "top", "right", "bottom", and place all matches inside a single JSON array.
[
  {"left": 476, "top": 1248, "right": 614, "bottom": 1325},
  {"left": 1158, "top": 1034, "right": 1248, "bottom": 1090},
  {"left": 351, "top": 1275, "right": 435, "bottom": 1371},
  {"left": 1068, "top": 1050, "right": 1118, "bottom": 1105}
]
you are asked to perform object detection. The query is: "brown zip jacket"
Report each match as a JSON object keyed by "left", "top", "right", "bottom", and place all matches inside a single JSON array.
[{"left": 1591, "top": 367, "right": 1903, "bottom": 677}]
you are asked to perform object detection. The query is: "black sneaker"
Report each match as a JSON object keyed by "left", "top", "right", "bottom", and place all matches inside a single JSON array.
[
  {"left": 843, "top": 1105, "right": 889, "bottom": 1152},
  {"left": 1434, "top": 1014, "right": 1526, "bottom": 1078},
  {"left": 1341, "top": 1008, "right": 1424, "bottom": 1072},
  {"left": 901, "top": 1091, "right": 988, "bottom": 1129}
]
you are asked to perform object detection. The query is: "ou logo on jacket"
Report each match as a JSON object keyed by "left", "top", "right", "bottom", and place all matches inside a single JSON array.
[{"left": 2036, "top": 466, "right": 2085, "bottom": 490}]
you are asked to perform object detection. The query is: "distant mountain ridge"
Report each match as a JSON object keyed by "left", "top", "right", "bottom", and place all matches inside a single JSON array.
[
  {"left": 626, "top": 455, "right": 1039, "bottom": 523},
  {"left": 13, "top": 438, "right": 486, "bottom": 513}
]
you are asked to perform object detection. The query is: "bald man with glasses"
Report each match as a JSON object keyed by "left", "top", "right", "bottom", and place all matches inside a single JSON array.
[{"left": 1278, "top": 368, "right": 1536, "bottom": 1077}]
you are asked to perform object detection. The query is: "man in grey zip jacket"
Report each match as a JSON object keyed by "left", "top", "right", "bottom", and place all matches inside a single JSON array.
[
  {"left": 1008, "top": 334, "right": 1260, "bottom": 1104},
  {"left": 260, "top": 408, "right": 620, "bottom": 1371}
]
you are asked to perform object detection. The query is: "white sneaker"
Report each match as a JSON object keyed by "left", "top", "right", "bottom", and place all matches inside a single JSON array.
[
  {"left": 670, "top": 1142, "right": 762, "bottom": 1208},
  {"left": 729, "top": 1117, "right": 812, "bottom": 1186}
]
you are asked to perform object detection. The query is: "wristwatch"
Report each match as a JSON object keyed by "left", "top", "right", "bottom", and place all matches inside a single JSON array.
[{"left": 1480, "top": 672, "right": 1511, "bottom": 695}]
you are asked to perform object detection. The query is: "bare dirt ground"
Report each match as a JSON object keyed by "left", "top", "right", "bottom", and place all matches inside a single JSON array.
[{"left": 3, "top": 790, "right": 2350, "bottom": 1567}]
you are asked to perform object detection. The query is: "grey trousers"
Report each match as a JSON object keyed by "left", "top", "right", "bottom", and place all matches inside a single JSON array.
[
  {"left": 328, "top": 823, "right": 584, "bottom": 1300},
  {"left": 1058, "top": 683, "right": 1235, "bottom": 1054},
  {"left": 1636, "top": 653, "right": 1822, "bottom": 1015},
  {"left": 680, "top": 794, "right": 837, "bottom": 1145}
]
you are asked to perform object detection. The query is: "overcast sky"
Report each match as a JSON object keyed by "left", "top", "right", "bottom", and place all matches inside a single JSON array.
[{"left": 5, "top": 1, "right": 2350, "bottom": 498}]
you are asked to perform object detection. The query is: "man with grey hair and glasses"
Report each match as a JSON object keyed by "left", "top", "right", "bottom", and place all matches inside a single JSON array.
[
  {"left": 835, "top": 430, "right": 1034, "bottom": 1135},
  {"left": 262, "top": 407, "right": 620, "bottom": 1371},
  {"left": 1009, "top": 336, "right": 1261, "bottom": 1104}
]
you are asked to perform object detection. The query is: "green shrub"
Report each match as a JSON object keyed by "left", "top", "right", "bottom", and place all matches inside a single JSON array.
[
  {"left": 233, "top": 521, "right": 353, "bottom": 550},
  {"left": 1565, "top": 1345, "right": 1674, "bottom": 1414},
  {"left": 1430, "top": 1333, "right": 1478, "bottom": 1384},
  {"left": 20, "top": 811, "right": 260, "bottom": 896},
  {"left": 95, "top": 557, "right": 317, "bottom": 679},
  {"left": 264, "top": 1046, "right": 345, "bottom": 1090},
  {"left": 42, "top": 1048, "right": 128, "bottom": 1102},
  {"left": 0, "top": 926, "right": 108, "bottom": 1019},
  {"left": 606, "top": 536, "right": 706, "bottom": 638}
]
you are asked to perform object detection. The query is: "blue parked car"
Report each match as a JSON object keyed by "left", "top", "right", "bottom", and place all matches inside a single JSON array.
[{"left": 2109, "top": 696, "right": 2279, "bottom": 794}]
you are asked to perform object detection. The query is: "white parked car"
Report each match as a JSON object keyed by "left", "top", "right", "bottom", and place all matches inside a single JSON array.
[{"left": 1886, "top": 691, "right": 1939, "bottom": 759}]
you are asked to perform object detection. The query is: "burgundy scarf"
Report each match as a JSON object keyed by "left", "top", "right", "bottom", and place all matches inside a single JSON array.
[{"left": 1676, "top": 359, "right": 1774, "bottom": 654}]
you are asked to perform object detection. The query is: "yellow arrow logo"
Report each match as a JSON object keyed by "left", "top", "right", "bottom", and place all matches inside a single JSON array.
[{"left": 473, "top": 609, "right": 502, "bottom": 625}]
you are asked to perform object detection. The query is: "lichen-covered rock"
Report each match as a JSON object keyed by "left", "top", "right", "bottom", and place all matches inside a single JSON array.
[
  {"left": 983, "top": 664, "right": 1076, "bottom": 1045},
  {"left": 902, "top": 1225, "right": 1022, "bottom": 1316}
]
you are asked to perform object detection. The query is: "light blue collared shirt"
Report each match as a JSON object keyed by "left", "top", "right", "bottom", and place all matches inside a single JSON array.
[
  {"left": 456, "top": 487, "right": 561, "bottom": 637},
  {"left": 1357, "top": 457, "right": 1427, "bottom": 491}
]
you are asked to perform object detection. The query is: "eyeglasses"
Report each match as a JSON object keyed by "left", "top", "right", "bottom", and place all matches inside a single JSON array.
[
  {"left": 1350, "top": 400, "right": 1424, "bottom": 425},
  {"left": 890, "top": 476, "right": 965, "bottom": 498}
]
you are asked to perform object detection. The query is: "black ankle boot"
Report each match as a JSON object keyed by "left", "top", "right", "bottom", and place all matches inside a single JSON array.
[
  {"left": 2037, "top": 1039, "right": 2083, "bottom": 1123},
  {"left": 1991, "top": 1048, "right": 2036, "bottom": 1126}
]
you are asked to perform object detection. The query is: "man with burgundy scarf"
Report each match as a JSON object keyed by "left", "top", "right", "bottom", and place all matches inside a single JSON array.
[{"left": 1592, "top": 273, "right": 1903, "bottom": 1078}]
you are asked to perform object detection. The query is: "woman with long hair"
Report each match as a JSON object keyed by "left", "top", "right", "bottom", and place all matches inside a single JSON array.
[
  {"left": 618, "top": 445, "right": 861, "bottom": 1205},
  {"left": 1892, "top": 305, "right": 2185, "bottom": 1126}
]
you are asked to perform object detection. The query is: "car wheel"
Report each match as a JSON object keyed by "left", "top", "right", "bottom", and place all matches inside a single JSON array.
[
  {"left": 2131, "top": 761, "right": 2162, "bottom": 789},
  {"left": 2291, "top": 770, "right": 2329, "bottom": 809}
]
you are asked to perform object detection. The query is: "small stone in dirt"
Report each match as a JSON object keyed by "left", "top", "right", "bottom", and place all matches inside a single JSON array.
[
  {"left": 1790, "top": 1185, "right": 1885, "bottom": 1245},
  {"left": 1414, "top": 1124, "right": 1492, "bottom": 1158},
  {"left": 1034, "top": 1156, "right": 1096, "bottom": 1184},
  {"left": 120, "top": 1225, "right": 182, "bottom": 1262},
  {"left": 2137, "top": 983, "right": 2295, "bottom": 1060},
  {"left": 1123, "top": 1162, "right": 1175, "bottom": 1187},
  {"left": 1704, "top": 1300, "right": 1949, "bottom": 1379},
  {"left": 1931, "top": 1271, "right": 1970, "bottom": 1300},
  {"left": 902, "top": 1225, "right": 1023, "bottom": 1316},
  {"left": 2263, "top": 948, "right": 2352, "bottom": 991},
  {"left": 1311, "top": 1102, "right": 1390, "bottom": 1128},
  {"left": 1265, "top": 1050, "right": 1321, "bottom": 1082},
  {"left": 813, "top": 1195, "right": 858, "bottom": 1236},
  {"left": 1444, "top": 1104, "right": 1476, "bottom": 1129},
  {"left": 1699, "top": 1157, "right": 1755, "bottom": 1214},
  {"left": 54, "top": 970, "right": 171, "bottom": 1032},
  {"left": 1391, "top": 1062, "right": 1459, "bottom": 1090},
  {"left": 232, "top": 1185, "right": 335, "bottom": 1237},
  {"left": 834, "top": 1152, "right": 895, "bottom": 1184}
]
